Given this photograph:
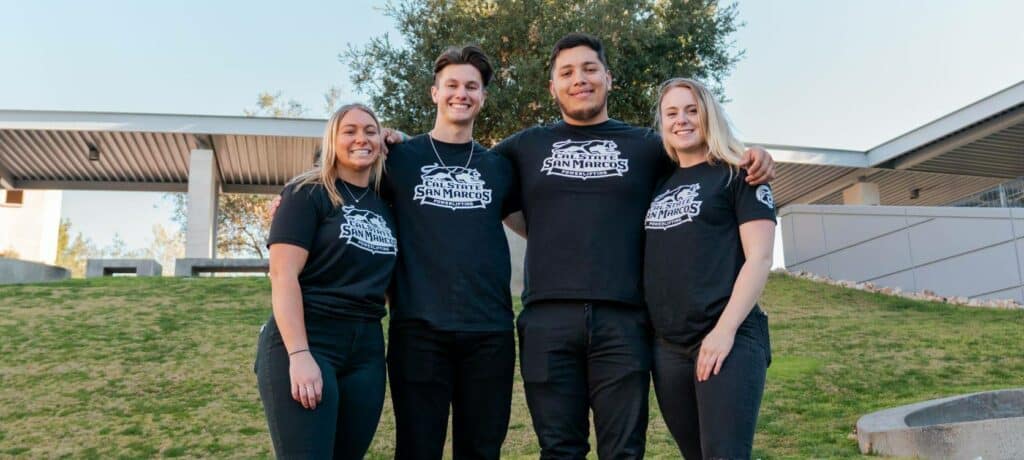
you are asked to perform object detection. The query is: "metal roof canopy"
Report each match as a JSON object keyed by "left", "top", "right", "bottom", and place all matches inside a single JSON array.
[
  {"left": 0, "top": 110, "right": 324, "bottom": 194},
  {"left": 0, "top": 80, "right": 1021, "bottom": 206},
  {"left": 761, "top": 80, "right": 1024, "bottom": 206}
]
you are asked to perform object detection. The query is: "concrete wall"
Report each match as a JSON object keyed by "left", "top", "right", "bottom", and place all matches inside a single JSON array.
[
  {"left": 0, "top": 190, "right": 62, "bottom": 264},
  {"left": 0, "top": 257, "right": 70, "bottom": 284},
  {"left": 780, "top": 204, "right": 1024, "bottom": 303}
]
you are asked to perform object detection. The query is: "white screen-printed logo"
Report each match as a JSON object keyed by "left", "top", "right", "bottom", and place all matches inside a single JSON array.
[
  {"left": 412, "top": 164, "right": 492, "bottom": 210},
  {"left": 339, "top": 206, "right": 397, "bottom": 255},
  {"left": 756, "top": 185, "right": 774, "bottom": 209},
  {"left": 645, "top": 184, "right": 703, "bottom": 230},
  {"left": 541, "top": 139, "right": 630, "bottom": 180}
]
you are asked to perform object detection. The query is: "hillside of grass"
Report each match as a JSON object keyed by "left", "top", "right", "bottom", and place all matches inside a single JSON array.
[{"left": 1, "top": 274, "right": 1022, "bottom": 458}]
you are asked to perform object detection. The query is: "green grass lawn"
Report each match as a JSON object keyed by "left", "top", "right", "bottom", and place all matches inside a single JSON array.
[{"left": 1, "top": 274, "right": 1022, "bottom": 458}]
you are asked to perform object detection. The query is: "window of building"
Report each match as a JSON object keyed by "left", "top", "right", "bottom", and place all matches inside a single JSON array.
[
  {"left": 949, "top": 178, "right": 1024, "bottom": 208},
  {"left": 2, "top": 190, "right": 24, "bottom": 206}
]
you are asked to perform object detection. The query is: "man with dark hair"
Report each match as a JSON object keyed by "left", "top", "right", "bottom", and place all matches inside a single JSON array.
[
  {"left": 493, "top": 32, "right": 774, "bottom": 458},
  {"left": 435, "top": 45, "right": 494, "bottom": 86},
  {"left": 383, "top": 45, "right": 520, "bottom": 460},
  {"left": 546, "top": 32, "right": 609, "bottom": 82}
]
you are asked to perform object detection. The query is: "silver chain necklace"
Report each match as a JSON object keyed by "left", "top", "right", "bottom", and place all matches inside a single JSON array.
[
  {"left": 428, "top": 132, "right": 475, "bottom": 169},
  {"left": 340, "top": 180, "right": 370, "bottom": 204}
]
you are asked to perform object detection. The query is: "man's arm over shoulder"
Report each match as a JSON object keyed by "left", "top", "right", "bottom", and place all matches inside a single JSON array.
[{"left": 740, "top": 146, "right": 776, "bottom": 185}]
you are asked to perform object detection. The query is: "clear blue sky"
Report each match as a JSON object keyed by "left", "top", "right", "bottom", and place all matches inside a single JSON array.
[{"left": 2, "top": 0, "right": 1022, "bottom": 251}]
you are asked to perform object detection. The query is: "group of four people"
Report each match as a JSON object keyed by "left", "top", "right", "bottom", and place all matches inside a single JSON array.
[{"left": 254, "top": 32, "right": 777, "bottom": 459}]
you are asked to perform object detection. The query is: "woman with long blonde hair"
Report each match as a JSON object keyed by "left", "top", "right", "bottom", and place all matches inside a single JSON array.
[
  {"left": 254, "top": 103, "right": 397, "bottom": 458},
  {"left": 644, "top": 78, "right": 776, "bottom": 459}
]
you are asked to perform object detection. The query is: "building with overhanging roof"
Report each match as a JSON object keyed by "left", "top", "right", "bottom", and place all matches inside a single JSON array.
[{"left": 1, "top": 80, "right": 1022, "bottom": 299}]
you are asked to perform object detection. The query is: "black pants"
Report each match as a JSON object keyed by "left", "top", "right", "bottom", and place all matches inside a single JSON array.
[
  {"left": 517, "top": 301, "right": 651, "bottom": 459},
  {"left": 388, "top": 322, "right": 515, "bottom": 460},
  {"left": 652, "top": 309, "right": 771, "bottom": 460},
  {"left": 254, "top": 316, "right": 386, "bottom": 459}
]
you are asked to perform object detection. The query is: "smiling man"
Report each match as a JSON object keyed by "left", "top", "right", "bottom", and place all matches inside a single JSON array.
[
  {"left": 382, "top": 46, "right": 521, "bottom": 460},
  {"left": 492, "top": 33, "right": 774, "bottom": 459}
]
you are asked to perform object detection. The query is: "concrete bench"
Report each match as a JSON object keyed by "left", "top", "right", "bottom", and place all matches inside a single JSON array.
[
  {"left": 86, "top": 259, "right": 163, "bottom": 277},
  {"left": 0, "top": 258, "right": 70, "bottom": 284},
  {"left": 174, "top": 258, "right": 269, "bottom": 277}
]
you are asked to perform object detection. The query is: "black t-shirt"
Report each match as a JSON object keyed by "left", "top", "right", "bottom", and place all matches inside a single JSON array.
[
  {"left": 267, "top": 179, "right": 398, "bottom": 321},
  {"left": 493, "top": 119, "right": 671, "bottom": 308},
  {"left": 643, "top": 162, "right": 776, "bottom": 345},
  {"left": 383, "top": 134, "right": 521, "bottom": 331}
]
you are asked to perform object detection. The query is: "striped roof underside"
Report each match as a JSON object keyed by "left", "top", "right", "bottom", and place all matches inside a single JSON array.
[
  {"left": 814, "top": 170, "right": 1006, "bottom": 206},
  {"left": 908, "top": 118, "right": 1024, "bottom": 178},
  {"left": 0, "top": 93, "right": 1020, "bottom": 205},
  {"left": 0, "top": 129, "right": 318, "bottom": 191}
]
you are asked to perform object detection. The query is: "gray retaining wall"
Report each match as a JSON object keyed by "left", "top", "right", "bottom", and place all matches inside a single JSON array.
[
  {"left": 779, "top": 205, "right": 1024, "bottom": 303},
  {"left": 174, "top": 258, "right": 269, "bottom": 277},
  {"left": 86, "top": 259, "right": 162, "bottom": 277},
  {"left": 0, "top": 258, "right": 70, "bottom": 285}
]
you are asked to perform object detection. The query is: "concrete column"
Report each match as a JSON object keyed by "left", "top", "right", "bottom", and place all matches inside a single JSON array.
[
  {"left": 843, "top": 182, "right": 880, "bottom": 205},
  {"left": 185, "top": 149, "right": 219, "bottom": 258}
]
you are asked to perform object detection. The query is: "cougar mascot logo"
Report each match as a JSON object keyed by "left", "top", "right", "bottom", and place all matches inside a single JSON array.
[
  {"left": 339, "top": 206, "right": 397, "bottom": 255},
  {"left": 645, "top": 184, "right": 703, "bottom": 230},
  {"left": 756, "top": 184, "right": 774, "bottom": 209},
  {"left": 541, "top": 139, "right": 630, "bottom": 179},
  {"left": 413, "top": 165, "right": 492, "bottom": 210}
]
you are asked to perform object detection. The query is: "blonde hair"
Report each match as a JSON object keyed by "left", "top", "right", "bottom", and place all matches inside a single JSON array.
[
  {"left": 287, "top": 103, "right": 385, "bottom": 207},
  {"left": 654, "top": 78, "right": 746, "bottom": 170}
]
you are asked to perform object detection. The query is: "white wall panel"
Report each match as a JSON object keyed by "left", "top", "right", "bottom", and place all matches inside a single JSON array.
[
  {"left": 781, "top": 214, "right": 797, "bottom": 266},
  {"left": 867, "top": 271, "right": 917, "bottom": 293},
  {"left": 908, "top": 217, "right": 1015, "bottom": 266},
  {"left": 915, "top": 242, "right": 1021, "bottom": 298},
  {"left": 0, "top": 190, "right": 62, "bottom": 264},
  {"left": 790, "top": 257, "right": 830, "bottom": 278},
  {"left": 781, "top": 204, "right": 1023, "bottom": 304},
  {"left": 829, "top": 231, "right": 914, "bottom": 282},
  {"left": 972, "top": 286, "right": 1024, "bottom": 304},
  {"left": 821, "top": 212, "right": 911, "bottom": 251},
  {"left": 1014, "top": 208, "right": 1024, "bottom": 289},
  {"left": 790, "top": 213, "right": 827, "bottom": 263}
]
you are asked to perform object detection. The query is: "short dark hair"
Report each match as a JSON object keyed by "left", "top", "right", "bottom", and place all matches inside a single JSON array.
[
  {"left": 433, "top": 45, "right": 494, "bottom": 87},
  {"left": 548, "top": 32, "right": 609, "bottom": 76}
]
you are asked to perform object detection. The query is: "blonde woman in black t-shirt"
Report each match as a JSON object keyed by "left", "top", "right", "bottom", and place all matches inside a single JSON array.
[
  {"left": 644, "top": 78, "right": 776, "bottom": 459},
  {"left": 255, "top": 103, "right": 398, "bottom": 458}
]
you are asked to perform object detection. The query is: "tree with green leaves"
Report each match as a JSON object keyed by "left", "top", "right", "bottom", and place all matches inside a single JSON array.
[
  {"left": 166, "top": 193, "right": 273, "bottom": 259},
  {"left": 244, "top": 87, "right": 345, "bottom": 118},
  {"left": 144, "top": 224, "right": 184, "bottom": 272},
  {"left": 342, "top": 0, "right": 742, "bottom": 144},
  {"left": 244, "top": 91, "right": 309, "bottom": 118},
  {"left": 215, "top": 194, "right": 273, "bottom": 258},
  {"left": 55, "top": 218, "right": 93, "bottom": 277}
]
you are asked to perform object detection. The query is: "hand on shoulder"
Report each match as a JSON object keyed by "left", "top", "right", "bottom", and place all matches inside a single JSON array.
[{"left": 739, "top": 146, "right": 775, "bottom": 185}]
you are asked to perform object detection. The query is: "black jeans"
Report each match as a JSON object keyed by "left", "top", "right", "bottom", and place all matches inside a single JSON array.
[
  {"left": 254, "top": 316, "right": 386, "bottom": 459},
  {"left": 652, "top": 308, "right": 771, "bottom": 460},
  {"left": 517, "top": 301, "right": 651, "bottom": 459},
  {"left": 388, "top": 321, "right": 515, "bottom": 460}
]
